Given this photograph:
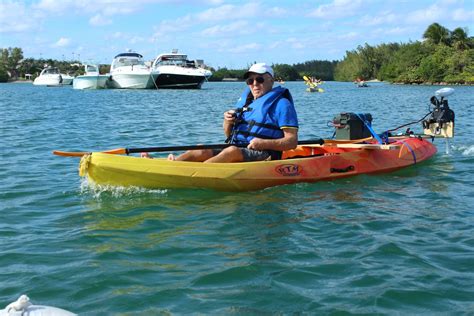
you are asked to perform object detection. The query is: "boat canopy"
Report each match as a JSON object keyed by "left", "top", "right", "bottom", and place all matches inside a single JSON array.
[
  {"left": 41, "top": 67, "right": 60, "bottom": 75},
  {"left": 153, "top": 53, "right": 196, "bottom": 67},
  {"left": 112, "top": 54, "right": 146, "bottom": 69},
  {"left": 114, "top": 52, "right": 143, "bottom": 58},
  {"left": 85, "top": 64, "right": 99, "bottom": 74}
]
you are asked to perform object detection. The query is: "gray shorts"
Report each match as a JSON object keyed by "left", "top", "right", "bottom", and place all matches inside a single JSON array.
[{"left": 212, "top": 148, "right": 271, "bottom": 162}]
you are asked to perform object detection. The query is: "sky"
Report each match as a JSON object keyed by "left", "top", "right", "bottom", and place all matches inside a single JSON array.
[{"left": 1, "top": 0, "right": 473, "bottom": 69}]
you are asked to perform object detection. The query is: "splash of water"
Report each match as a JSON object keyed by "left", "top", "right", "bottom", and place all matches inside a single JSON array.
[
  {"left": 79, "top": 177, "right": 167, "bottom": 199},
  {"left": 450, "top": 144, "right": 474, "bottom": 156}
]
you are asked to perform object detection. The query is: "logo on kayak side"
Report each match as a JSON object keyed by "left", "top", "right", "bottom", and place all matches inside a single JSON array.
[{"left": 275, "top": 164, "right": 302, "bottom": 176}]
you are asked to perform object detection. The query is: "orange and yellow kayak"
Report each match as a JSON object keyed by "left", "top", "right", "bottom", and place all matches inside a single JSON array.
[{"left": 78, "top": 137, "right": 437, "bottom": 192}]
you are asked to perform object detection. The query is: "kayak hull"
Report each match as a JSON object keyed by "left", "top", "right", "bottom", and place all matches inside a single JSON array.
[{"left": 79, "top": 137, "right": 437, "bottom": 191}]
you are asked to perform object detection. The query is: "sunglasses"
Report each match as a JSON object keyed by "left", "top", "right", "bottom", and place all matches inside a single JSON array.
[{"left": 246, "top": 76, "right": 265, "bottom": 85}]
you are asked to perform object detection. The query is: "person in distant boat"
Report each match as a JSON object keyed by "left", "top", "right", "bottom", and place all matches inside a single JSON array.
[{"left": 160, "top": 63, "right": 299, "bottom": 162}]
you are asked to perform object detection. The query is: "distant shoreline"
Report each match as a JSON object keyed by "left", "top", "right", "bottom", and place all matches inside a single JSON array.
[{"left": 7, "top": 80, "right": 33, "bottom": 84}]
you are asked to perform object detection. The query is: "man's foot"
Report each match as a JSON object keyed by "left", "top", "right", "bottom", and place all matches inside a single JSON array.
[
  {"left": 141, "top": 152, "right": 152, "bottom": 159},
  {"left": 167, "top": 154, "right": 176, "bottom": 161}
]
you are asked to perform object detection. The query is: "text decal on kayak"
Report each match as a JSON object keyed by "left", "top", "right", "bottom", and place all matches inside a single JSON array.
[{"left": 275, "top": 164, "right": 302, "bottom": 176}]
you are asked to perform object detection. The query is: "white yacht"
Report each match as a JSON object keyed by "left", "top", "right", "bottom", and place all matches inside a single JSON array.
[
  {"left": 151, "top": 50, "right": 212, "bottom": 89},
  {"left": 107, "top": 52, "right": 153, "bottom": 89},
  {"left": 73, "top": 64, "right": 109, "bottom": 90},
  {"left": 33, "top": 67, "right": 62, "bottom": 86}
]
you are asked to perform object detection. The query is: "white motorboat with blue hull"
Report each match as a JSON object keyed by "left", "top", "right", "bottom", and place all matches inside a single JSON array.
[
  {"left": 107, "top": 52, "right": 153, "bottom": 89},
  {"left": 151, "top": 50, "right": 212, "bottom": 89},
  {"left": 73, "top": 65, "right": 109, "bottom": 89}
]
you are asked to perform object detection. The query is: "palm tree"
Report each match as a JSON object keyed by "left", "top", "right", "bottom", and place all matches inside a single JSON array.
[
  {"left": 423, "top": 23, "right": 451, "bottom": 45},
  {"left": 451, "top": 27, "right": 470, "bottom": 50}
]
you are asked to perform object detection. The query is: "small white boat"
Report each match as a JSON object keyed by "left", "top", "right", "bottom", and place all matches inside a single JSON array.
[
  {"left": 151, "top": 49, "right": 212, "bottom": 89},
  {"left": 73, "top": 64, "right": 109, "bottom": 90},
  {"left": 107, "top": 52, "right": 153, "bottom": 89},
  {"left": 61, "top": 73, "right": 74, "bottom": 85},
  {"left": 33, "top": 67, "right": 62, "bottom": 86}
]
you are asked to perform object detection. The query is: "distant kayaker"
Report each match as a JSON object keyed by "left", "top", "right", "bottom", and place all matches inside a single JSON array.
[{"left": 159, "top": 63, "right": 299, "bottom": 162}]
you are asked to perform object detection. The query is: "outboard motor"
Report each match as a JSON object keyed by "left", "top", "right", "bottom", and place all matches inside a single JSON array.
[{"left": 423, "top": 88, "right": 455, "bottom": 138}]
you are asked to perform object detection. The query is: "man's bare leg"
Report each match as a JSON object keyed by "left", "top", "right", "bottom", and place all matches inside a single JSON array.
[
  {"left": 169, "top": 149, "right": 214, "bottom": 162},
  {"left": 204, "top": 146, "right": 243, "bottom": 163}
]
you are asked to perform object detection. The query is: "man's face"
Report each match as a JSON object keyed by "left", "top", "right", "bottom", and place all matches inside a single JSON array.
[{"left": 247, "top": 73, "right": 274, "bottom": 99}]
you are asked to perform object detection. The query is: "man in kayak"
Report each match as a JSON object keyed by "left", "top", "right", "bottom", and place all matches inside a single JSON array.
[{"left": 167, "top": 63, "right": 299, "bottom": 162}]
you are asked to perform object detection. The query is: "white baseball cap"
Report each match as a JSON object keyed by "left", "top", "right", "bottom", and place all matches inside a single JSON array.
[{"left": 244, "top": 63, "right": 274, "bottom": 78}]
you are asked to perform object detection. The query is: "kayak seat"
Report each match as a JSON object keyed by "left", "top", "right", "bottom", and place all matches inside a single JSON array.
[
  {"left": 284, "top": 154, "right": 325, "bottom": 160},
  {"left": 282, "top": 146, "right": 313, "bottom": 159},
  {"left": 282, "top": 145, "right": 336, "bottom": 159},
  {"left": 282, "top": 145, "right": 350, "bottom": 159}
]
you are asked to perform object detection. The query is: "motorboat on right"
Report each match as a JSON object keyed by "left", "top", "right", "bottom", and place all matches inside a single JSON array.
[
  {"left": 73, "top": 64, "right": 109, "bottom": 89},
  {"left": 151, "top": 49, "right": 212, "bottom": 89}
]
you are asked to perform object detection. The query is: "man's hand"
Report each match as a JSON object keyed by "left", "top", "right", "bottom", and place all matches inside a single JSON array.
[
  {"left": 248, "top": 138, "right": 266, "bottom": 150},
  {"left": 247, "top": 129, "right": 298, "bottom": 151},
  {"left": 224, "top": 110, "right": 236, "bottom": 124},
  {"left": 223, "top": 110, "right": 236, "bottom": 137}
]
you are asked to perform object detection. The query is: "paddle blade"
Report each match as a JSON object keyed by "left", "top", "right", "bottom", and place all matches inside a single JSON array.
[{"left": 53, "top": 148, "right": 126, "bottom": 157}]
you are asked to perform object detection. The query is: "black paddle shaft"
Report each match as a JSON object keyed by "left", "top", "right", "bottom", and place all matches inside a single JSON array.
[{"left": 125, "top": 139, "right": 324, "bottom": 155}]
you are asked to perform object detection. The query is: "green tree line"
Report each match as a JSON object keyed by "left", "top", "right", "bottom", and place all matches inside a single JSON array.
[
  {"left": 334, "top": 23, "right": 474, "bottom": 84},
  {"left": 208, "top": 60, "right": 338, "bottom": 82}
]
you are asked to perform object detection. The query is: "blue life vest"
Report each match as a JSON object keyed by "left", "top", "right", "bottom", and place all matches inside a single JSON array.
[{"left": 229, "top": 86, "right": 297, "bottom": 145}]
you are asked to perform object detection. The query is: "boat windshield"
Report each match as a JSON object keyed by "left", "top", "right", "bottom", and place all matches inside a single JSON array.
[
  {"left": 114, "top": 57, "right": 145, "bottom": 68},
  {"left": 86, "top": 65, "right": 98, "bottom": 73},
  {"left": 43, "top": 68, "right": 60, "bottom": 75},
  {"left": 156, "top": 55, "right": 194, "bottom": 67}
]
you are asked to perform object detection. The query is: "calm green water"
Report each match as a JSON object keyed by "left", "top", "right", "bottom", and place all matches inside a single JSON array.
[{"left": 1, "top": 82, "right": 473, "bottom": 314}]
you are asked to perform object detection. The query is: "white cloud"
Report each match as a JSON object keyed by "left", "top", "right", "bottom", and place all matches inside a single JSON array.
[
  {"left": 267, "top": 6, "right": 288, "bottom": 17},
  {"left": 201, "top": 21, "right": 255, "bottom": 36},
  {"left": 152, "top": 15, "right": 193, "bottom": 40},
  {"left": 195, "top": 3, "right": 285, "bottom": 22},
  {"left": 106, "top": 31, "right": 145, "bottom": 44},
  {"left": 360, "top": 11, "right": 397, "bottom": 26},
  {"left": 0, "top": 1, "right": 37, "bottom": 32},
  {"left": 34, "top": 0, "right": 72, "bottom": 14},
  {"left": 383, "top": 26, "right": 412, "bottom": 35},
  {"left": 205, "top": 0, "right": 225, "bottom": 4},
  {"left": 308, "top": 0, "right": 363, "bottom": 19},
  {"left": 151, "top": 3, "right": 285, "bottom": 43},
  {"left": 196, "top": 3, "right": 261, "bottom": 21},
  {"left": 269, "top": 38, "right": 306, "bottom": 50},
  {"left": 451, "top": 8, "right": 474, "bottom": 21},
  {"left": 227, "top": 42, "right": 261, "bottom": 54},
  {"left": 53, "top": 37, "right": 71, "bottom": 47},
  {"left": 286, "top": 38, "right": 305, "bottom": 49},
  {"left": 129, "top": 36, "right": 146, "bottom": 44},
  {"left": 89, "top": 14, "right": 112, "bottom": 26},
  {"left": 405, "top": 3, "right": 444, "bottom": 24},
  {"left": 111, "top": 32, "right": 125, "bottom": 39},
  {"left": 338, "top": 32, "right": 359, "bottom": 40}
]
